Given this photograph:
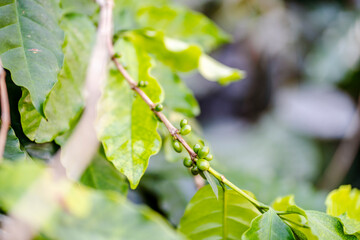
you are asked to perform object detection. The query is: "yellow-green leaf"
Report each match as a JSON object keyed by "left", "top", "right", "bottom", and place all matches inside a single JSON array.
[
  {"left": 97, "top": 39, "right": 162, "bottom": 189},
  {"left": 326, "top": 185, "right": 360, "bottom": 235}
]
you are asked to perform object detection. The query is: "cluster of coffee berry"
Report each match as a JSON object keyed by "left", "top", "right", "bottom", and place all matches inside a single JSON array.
[
  {"left": 183, "top": 143, "right": 212, "bottom": 175},
  {"left": 170, "top": 118, "right": 213, "bottom": 175}
]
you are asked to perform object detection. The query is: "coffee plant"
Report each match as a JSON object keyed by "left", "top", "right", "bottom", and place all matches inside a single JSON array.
[{"left": 0, "top": 0, "right": 359, "bottom": 239}]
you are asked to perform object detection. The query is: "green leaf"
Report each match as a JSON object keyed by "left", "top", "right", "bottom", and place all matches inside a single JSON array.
[
  {"left": 113, "top": 0, "right": 169, "bottom": 34},
  {"left": 4, "top": 127, "right": 27, "bottom": 161},
  {"left": 272, "top": 197, "right": 357, "bottom": 240},
  {"left": 19, "top": 14, "right": 95, "bottom": 142},
  {"left": 203, "top": 170, "right": 218, "bottom": 199},
  {"left": 0, "top": 0, "right": 64, "bottom": 115},
  {"left": 127, "top": 30, "right": 245, "bottom": 85},
  {"left": 80, "top": 148, "right": 128, "bottom": 195},
  {"left": 305, "top": 211, "right": 357, "bottom": 240},
  {"left": 136, "top": 5, "right": 230, "bottom": 52},
  {"left": 127, "top": 30, "right": 202, "bottom": 72},
  {"left": 0, "top": 161, "right": 183, "bottom": 240},
  {"left": 326, "top": 185, "right": 360, "bottom": 235},
  {"left": 178, "top": 185, "right": 260, "bottom": 239},
  {"left": 199, "top": 54, "right": 246, "bottom": 85},
  {"left": 97, "top": 39, "right": 162, "bottom": 189},
  {"left": 151, "top": 62, "right": 200, "bottom": 117},
  {"left": 242, "top": 208, "right": 296, "bottom": 240}
]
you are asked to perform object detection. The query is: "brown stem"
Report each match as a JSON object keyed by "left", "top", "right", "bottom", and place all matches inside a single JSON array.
[
  {"left": 317, "top": 96, "right": 360, "bottom": 190},
  {"left": 0, "top": 59, "right": 10, "bottom": 161}
]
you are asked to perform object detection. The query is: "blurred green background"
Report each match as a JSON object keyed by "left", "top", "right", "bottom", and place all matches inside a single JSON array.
[{"left": 133, "top": 0, "right": 360, "bottom": 225}]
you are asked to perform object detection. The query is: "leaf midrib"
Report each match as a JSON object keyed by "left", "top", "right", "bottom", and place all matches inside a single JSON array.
[{"left": 12, "top": 0, "right": 33, "bottom": 90}]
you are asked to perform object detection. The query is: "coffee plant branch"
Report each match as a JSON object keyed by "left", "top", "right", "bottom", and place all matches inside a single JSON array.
[
  {"left": 110, "top": 52, "right": 268, "bottom": 213},
  {"left": 0, "top": 59, "right": 10, "bottom": 161}
]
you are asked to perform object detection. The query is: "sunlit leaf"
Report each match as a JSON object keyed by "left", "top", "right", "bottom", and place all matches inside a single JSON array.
[
  {"left": 136, "top": 5, "right": 230, "bottom": 52},
  {"left": 97, "top": 39, "right": 162, "bottom": 189},
  {"left": 272, "top": 195, "right": 357, "bottom": 240},
  {"left": 199, "top": 54, "right": 246, "bottom": 85},
  {"left": 242, "top": 208, "right": 296, "bottom": 240},
  {"left": 128, "top": 30, "right": 245, "bottom": 85},
  {"left": 0, "top": 0, "right": 64, "bottom": 115},
  {"left": 178, "top": 185, "right": 260, "bottom": 239},
  {"left": 19, "top": 14, "right": 95, "bottom": 142},
  {"left": 326, "top": 185, "right": 360, "bottom": 235}
]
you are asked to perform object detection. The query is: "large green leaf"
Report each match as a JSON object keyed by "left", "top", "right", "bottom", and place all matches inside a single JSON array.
[
  {"left": 0, "top": 161, "right": 183, "bottom": 240},
  {"left": 4, "top": 127, "right": 27, "bottom": 161},
  {"left": 151, "top": 62, "right": 200, "bottom": 117},
  {"left": 97, "top": 39, "right": 162, "bottom": 189},
  {"left": 326, "top": 185, "right": 360, "bottom": 236},
  {"left": 178, "top": 185, "right": 260, "bottom": 239},
  {"left": 242, "top": 208, "right": 296, "bottom": 240},
  {"left": 136, "top": 5, "right": 230, "bottom": 52},
  {"left": 0, "top": 0, "right": 64, "bottom": 115},
  {"left": 19, "top": 14, "right": 95, "bottom": 142},
  {"left": 80, "top": 148, "right": 128, "bottom": 195}
]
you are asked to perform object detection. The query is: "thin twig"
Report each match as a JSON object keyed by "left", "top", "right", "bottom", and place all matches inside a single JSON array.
[
  {"left": 2, "top": 1, "right": 114, "bottom": 239},
  {"left": 317, "top": 96, "right": 360, "bottom": 190},
  {"left": 110, "top": 53, "right": 267, "bottom": 212},
  {"left": 0, "top": 59, "right": 10, "bottom": 161}
]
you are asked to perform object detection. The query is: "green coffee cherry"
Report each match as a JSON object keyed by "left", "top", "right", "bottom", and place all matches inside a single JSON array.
[
  {"left": 154, "top": 103, "right": 163, "bottom": 112},
  {"left": 193, "top": 144, "right": 201, "bottom": 153},
  {"left": 172, "top": 140, "right": 182, "bottom": 153},
  {"left": 183, "top": 157, "right": 193, "bottom": 168},
  {"left": 191, "top": 166, "right": 199, "bottom": 175},
  {"left": 198, "top": 146, "right": 209, "bottom": 158},
  {"left": 180, "top": 119, "right": 188, "bottom": 128},
  {"left": 180, "top": 125, "right": 191, "bottom": 135},
  {"left": 205, "top": 154, "right": 213, "bottom": 161},
  {"left": 197, "top": 159, "right": 210, "bottom": 171}
]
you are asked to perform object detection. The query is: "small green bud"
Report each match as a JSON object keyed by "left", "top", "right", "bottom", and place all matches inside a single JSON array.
[
  {"left": 198, "top": 146, "right": 209, "bottom": 158},
  {"left": 138, "top": 81, "right": 147, "bottom": 87},
  {"left": 183, "top": 157, "right": 193, "bottom": 168},
  {"left": 180, "top": 119, "right": 188, "bottom": 128},
  {"left": 154, "top": 103, "right": 163, "bottom": 112},
  {"left": 180, "top": 125, "right": 191, "bottom": 135},
  {"left": 172, "top": 140, "right": 182, "bottom": 153},
  {"left": 144, "top": 81, "right": 148, "bottom": 87},
  {"left": 113, "top": 52, "right": 121, "bottom": 58},
  {"left": 193, "top": 144, "right": 201, "bottom": 153},
  {"left": 197, "top": 159, "right": 210, "bottom": 171},
  {"left": 191, "top": 166, "right": 199, "bottom": 175},
  {"left": 205, "top": 154, "right": 213, "bottom": 161}
]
